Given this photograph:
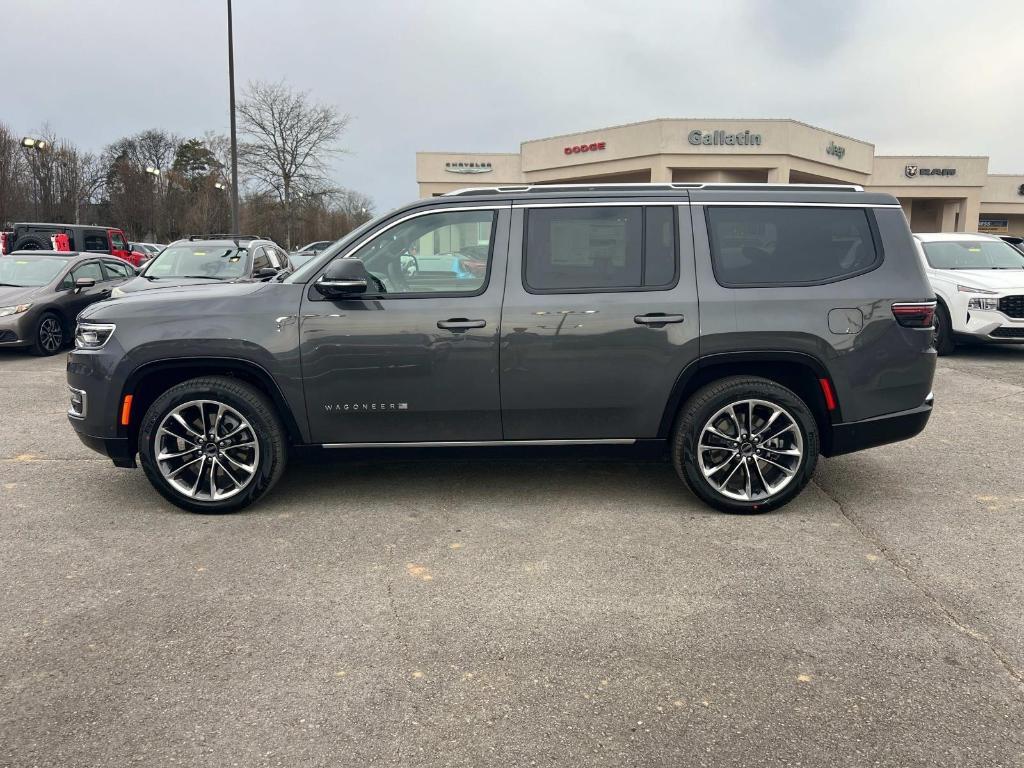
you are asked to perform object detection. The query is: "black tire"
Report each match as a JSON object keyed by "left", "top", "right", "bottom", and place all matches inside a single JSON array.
[
  {"left": 671, "top": 376, "right": 819, "bottom": 514},
  {"left": 933, "top": 302, "right": 955, "bottom": 356},
  {"left": 14, "top": 236, "right": 48, "bottom": 251},
  {"left": 29, "top": 312, "right": 65, "bottom": 356},
  {"left": 138, "top": 376, "right": 288, "bottom": 514}
]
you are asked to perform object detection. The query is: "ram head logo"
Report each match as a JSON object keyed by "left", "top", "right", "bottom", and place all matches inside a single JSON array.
[{"left": 904, "top": 164, "right": 919, "bottom": 178}]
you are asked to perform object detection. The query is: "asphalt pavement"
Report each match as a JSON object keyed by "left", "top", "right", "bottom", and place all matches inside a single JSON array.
[{"left": 0, "top": 346, "right": 1022, "bottom": 767}]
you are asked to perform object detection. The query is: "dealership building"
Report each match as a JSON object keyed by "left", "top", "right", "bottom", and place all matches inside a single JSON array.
[{"left": 417, "top": 119, "right": 1024, "bottom": 235}]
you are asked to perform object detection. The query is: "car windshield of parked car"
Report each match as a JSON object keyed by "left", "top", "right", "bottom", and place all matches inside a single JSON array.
[
  {"left": 141, "top": 245, "right": 249, "bottom": 279},
  {"left": 923, "top": 240, "right": 1024, "bottom": 270},
  {"left": 0, "top": 257, "right": 67, "bottom": 287}
]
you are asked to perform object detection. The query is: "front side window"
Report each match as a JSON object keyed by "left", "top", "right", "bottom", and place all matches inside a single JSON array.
[
  {"left": 142, "top": 245, "right": 249, "bottom": 281},
  {"left": 110, "top": 232, "right": 128, "bottom": 251},
  {"left": 251, "top": 247, "right": 272, "bottom": 272},
  {"left": 61, "top": 261, "right": 103, "bottom": 288},
  {"left": 102, "top": 260, "right": 133, "bottom": 279},
  {"left": 922, "top": 240, "right": 1024, "bottom": 270},
  {"left": 524, "top": 206, "right": 677, "bottom": 293},
  {"left": 348, "top": 209, "right": 496, "bottom": 296},
  {"left": 706, "top": 206, "right": 880, "bottom": 287}
]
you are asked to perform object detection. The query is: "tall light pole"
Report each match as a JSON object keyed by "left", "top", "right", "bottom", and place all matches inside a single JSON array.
[
  {"left": 227, "top": 0, "right": 241, "bottom": 237},
  {"left": 21, "top": 137, "right": 49, "bottom": 219}
]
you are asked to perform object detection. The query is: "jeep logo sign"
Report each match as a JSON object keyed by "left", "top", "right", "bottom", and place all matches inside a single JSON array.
[
  {"left": 906, "top": 164, "right": 956, "bottom": 178},
  {"left": 826, "top": 141, "right": 846, "bottom": 160}
]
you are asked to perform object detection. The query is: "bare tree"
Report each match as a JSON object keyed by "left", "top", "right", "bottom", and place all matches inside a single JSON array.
[{"left": 237, "top": 80, "right": 349, "bottom": 248}]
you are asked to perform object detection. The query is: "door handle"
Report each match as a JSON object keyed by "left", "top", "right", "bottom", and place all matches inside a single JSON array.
[
  {"left": 437, "top": 318, "right": 486, "bottom": 331},
  {"left": 634, "top": 313, "right": 684, "bottom": 326}
]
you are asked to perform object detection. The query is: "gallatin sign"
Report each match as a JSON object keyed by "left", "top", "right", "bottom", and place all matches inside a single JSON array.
[{"left": 688, "top": 129, "right": 762, "bottom": 146}]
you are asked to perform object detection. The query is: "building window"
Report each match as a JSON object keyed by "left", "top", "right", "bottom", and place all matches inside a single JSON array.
[
  {"left": 524, "top": 206, "right": 677, "bottom": 293},
  {"left": 706, "top": 206, "right": 881, "bottom": 287}
]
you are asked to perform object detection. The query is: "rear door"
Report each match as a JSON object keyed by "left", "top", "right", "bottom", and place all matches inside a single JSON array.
[{"left": 499, "top": 197, "right": 700, "bottom": 440}]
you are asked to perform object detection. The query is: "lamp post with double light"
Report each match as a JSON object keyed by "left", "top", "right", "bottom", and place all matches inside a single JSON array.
[{"left": 21, "top": 137, "right": 49, "bottom": 219}]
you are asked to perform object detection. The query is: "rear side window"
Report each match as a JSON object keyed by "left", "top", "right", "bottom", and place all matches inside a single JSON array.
[
  {"left": 83, "top": 232, "right": 109, "bottom": 252},
  {"left": 524, "top": 206, "right": 678, "bottom": 293},
  {"left": 705, "top": 206, "right": 881, "bottom": 287}
]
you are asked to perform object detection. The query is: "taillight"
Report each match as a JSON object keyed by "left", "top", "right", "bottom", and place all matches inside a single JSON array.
[
  {"left": 892, "top": 301, "right": 936, "bottom": 328},
  {"left": 0, "top": 231, "right": 9, "bottom": 254}
]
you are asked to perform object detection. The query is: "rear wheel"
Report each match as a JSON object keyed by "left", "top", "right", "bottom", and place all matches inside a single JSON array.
[
  {"left": 933, "top": 302, "right": 955, "bottom": 356},
  {"left": 671, "top": 376, "right": 819, "bottom": 514},
  {"left": 30, "top": 312, "right": 64, "bottom": 356},
  {"left": 138, "top": 376, "right": 288, "bottom": 513}
]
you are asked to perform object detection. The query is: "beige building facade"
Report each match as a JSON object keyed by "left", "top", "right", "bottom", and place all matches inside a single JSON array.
[{"left": 417, "top": 119, "right": 1024, "bottom": 235}]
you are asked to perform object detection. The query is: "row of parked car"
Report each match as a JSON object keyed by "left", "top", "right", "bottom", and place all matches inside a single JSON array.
[{"left": 0, "top": 228, "right": 339, "bottom": 355}]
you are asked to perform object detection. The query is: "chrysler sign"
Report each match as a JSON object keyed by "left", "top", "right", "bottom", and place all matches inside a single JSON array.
[{"left": 445, "top": 161, "right": 493, "bottom": 174}]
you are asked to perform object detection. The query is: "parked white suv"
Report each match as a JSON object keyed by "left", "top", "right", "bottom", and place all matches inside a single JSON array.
[{"left": 914, "top": 232, "right": 1024, "bottom": 354}]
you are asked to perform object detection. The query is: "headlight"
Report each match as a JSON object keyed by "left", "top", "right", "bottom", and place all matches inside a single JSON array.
[
  {"left": 957, "top": 284, "right": 998, "bottom": 295},
  {"left": 967, "top": 297, "right": 999, "bottom": 311},
  {"left": 74, "top": 322, "right": 116, "bottom": 349},
  {"left": 110, "top": 286, "right": 125, "bottom": 298},
  {"left": 0, "top": 303, "right": 32, "bottom": 317}
]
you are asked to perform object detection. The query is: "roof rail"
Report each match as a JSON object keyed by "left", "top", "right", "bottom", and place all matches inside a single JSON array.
[
  {"left": 188, "top": 233, "right": 261, "bottom": 241},
  {"left": 443, "top": 182, "right": 865, "bottom": 196}
]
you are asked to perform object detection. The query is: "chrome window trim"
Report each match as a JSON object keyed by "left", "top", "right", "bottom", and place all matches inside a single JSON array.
[
  {"left": 693, "top": 202, "right": 903, "bottom": 208},
  {"left": 515, "top": 201, "right": 688, "bottom": 208}
]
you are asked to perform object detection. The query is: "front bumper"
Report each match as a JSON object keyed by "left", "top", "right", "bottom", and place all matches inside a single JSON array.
[
  {"left": 72, "top": 430, "right": 137, "bottom": 468},
  {"left": 825, "top": 394, "right": 933, "bottom": 457},
  {"left": 955, "top": 307, "right": 1024, "bottom": 343}
]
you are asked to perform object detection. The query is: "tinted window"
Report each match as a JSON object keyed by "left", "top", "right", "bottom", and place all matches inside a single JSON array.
[
  {"left": 706, "top": 206, "right": 880, "bottom": 287},
  {"left": 62, "top": 261, "right": 103, "bottom": 288},
  {"left": 524, "top": 206, "right": 677, "bottom": 292},
  {"left": 83, "top": 232, "right": 109, "bottom": 252},
  {"left": 102, "top": 260, "right": 133, "bottom": 279},
  {"left": 350, "top": 209, "right": 495, "bottom": 296},
  {"left": 252, "top": 247, "right": 272, "bottom": 272}
]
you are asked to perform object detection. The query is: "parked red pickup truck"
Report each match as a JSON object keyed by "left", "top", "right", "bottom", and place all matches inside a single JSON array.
[{"left": 0, "top": 223, "right": 148, "bottom": 267}]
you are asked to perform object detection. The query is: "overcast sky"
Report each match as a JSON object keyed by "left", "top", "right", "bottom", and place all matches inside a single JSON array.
[{"left": 5, "top": 0, "right": 1023, "bottom": 211}]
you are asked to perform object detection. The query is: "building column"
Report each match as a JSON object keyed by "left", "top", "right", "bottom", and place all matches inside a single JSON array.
[
  {"left": 957, "top": 194, "right": 981, "bottom": 232},
  {"left": 940, "top": 200, "right": 958, "bottom": 233},
  {"left": 650, "top": 163, "right": 672, "bottom": 183},
  {"left": 767, "top": 163, "right": 790, "bottom": 183}
]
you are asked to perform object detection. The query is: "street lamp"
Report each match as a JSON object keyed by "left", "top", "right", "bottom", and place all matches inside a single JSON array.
[
  {"left": 214, "top": 182, "right": 226, "bottom": 190},
  {"left": 226, "top": 0, "right": 241, "bottom": 237},
  {"left": 21, "top": 137, "right": 48, "bottom": 151},
  {"left": 145, "top": 166, "right": 160, "bottom": 177}
]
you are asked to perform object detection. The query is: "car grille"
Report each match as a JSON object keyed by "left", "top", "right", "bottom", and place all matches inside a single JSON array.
[
  {"left": 991, "top": 327, "right": 1024, "bottom": 339},
  {"left": 998, "top": 295, "right": 1024, "bottom": 319},
  {"left": 0, "top": 330, "right": 16, "bottom": 343}
]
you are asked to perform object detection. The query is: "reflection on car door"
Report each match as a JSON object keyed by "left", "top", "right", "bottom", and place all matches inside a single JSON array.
[
  {"left": 499, "top": 201, "right": 700, "bottom": 440},
  {"left": 300, "top": 205, "right": 511, "bottom": 444}
]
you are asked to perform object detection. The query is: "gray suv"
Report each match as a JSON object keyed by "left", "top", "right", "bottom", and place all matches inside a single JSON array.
[{"left": 66, "top": 183, "right": 937, "bottom": 514}]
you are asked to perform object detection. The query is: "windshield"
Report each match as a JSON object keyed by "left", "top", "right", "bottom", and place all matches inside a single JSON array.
[
  {"left": 141, "top": 244, "right": 249, "bottom": 280},
  {"left": 0, "top": 257, "right": 67, "bottom": 287},
  {"left": 923, "top": 240, "right": 1024, "bottom": 270}
]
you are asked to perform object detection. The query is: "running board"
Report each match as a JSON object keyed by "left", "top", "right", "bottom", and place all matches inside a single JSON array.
[{"left": 322, "top": 439, "right": 637, "bottom": 448}]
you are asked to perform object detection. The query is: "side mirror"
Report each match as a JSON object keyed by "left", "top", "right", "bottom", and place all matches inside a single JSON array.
[
  {"left": 254, "top": 266, "right": 279, "bottom": 279},
  {"left": 315, "top": 258, "right": 369, "bottom": 298},
  {"left": 74, "top": 277, "right": 96, "bottom": 293}
]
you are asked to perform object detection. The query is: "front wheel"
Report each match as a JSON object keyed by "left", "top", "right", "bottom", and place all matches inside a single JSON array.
[
  {"left": 671, "top": 376, "right": 819, "bottom": 514},
  {"left": 138, "top": 376, "right": 288, "bottom": 513},
  {"left": 30, "top": 312, "right": 64, "bottom": 356}
]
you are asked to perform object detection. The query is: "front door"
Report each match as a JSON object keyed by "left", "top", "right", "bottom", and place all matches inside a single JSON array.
[
  {"left": 300, "top": 204, "right": 510, "bottom": 444},
  {"left": 499, "top": 200, "right": 700, "bottom": 440}
]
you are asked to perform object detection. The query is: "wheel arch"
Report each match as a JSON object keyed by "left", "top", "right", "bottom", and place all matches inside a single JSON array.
[
  {"left": 119, "top": 357, "right": 304, "bottom": 448},
  {"left": 658, "top": 351, "right": 838, "bottom": 454}
]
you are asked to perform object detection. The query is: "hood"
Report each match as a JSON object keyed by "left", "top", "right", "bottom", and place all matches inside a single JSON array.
[
  {"left": 80, "top": 279, "right": 273, "bottom": 322},
  {"left": 934, "top": 268, "right": 1024, "bottom": 291},
  {"left": 0, "top": 284, "right": 42, "bottom": 306},
  {"left": 116, "top": 275, "right": 247, "bottom": 294}
]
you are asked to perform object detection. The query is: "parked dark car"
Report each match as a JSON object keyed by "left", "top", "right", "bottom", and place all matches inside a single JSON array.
[
  {"left": 111, "top": 236, "right": 292, "bottom": 297},
  {"left": 67, "top": 183, "right": 936, "bottom": 515},
  {"left": 0, "top": 251, "right": 135, "bottom": 355}
]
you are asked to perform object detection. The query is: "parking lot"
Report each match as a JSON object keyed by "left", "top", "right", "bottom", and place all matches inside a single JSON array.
[{"left": 0, "top": 347, "right": 1021, "bottom": 767}]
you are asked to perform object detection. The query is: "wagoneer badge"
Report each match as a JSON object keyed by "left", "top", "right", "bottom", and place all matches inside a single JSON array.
[{"left": 325, "top": 403, "right": 409, "bottom": 412}]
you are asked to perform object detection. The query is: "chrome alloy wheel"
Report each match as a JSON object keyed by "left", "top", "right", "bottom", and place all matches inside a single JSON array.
[
  {"left": 39, "top": 317, "right": 63, "bottom": 353},
  {"left": 155, "top": 399, "right": 260, "bottom": 501},
  {"left": 697, "top": 398, "right": 804, "bottom": 502}
]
